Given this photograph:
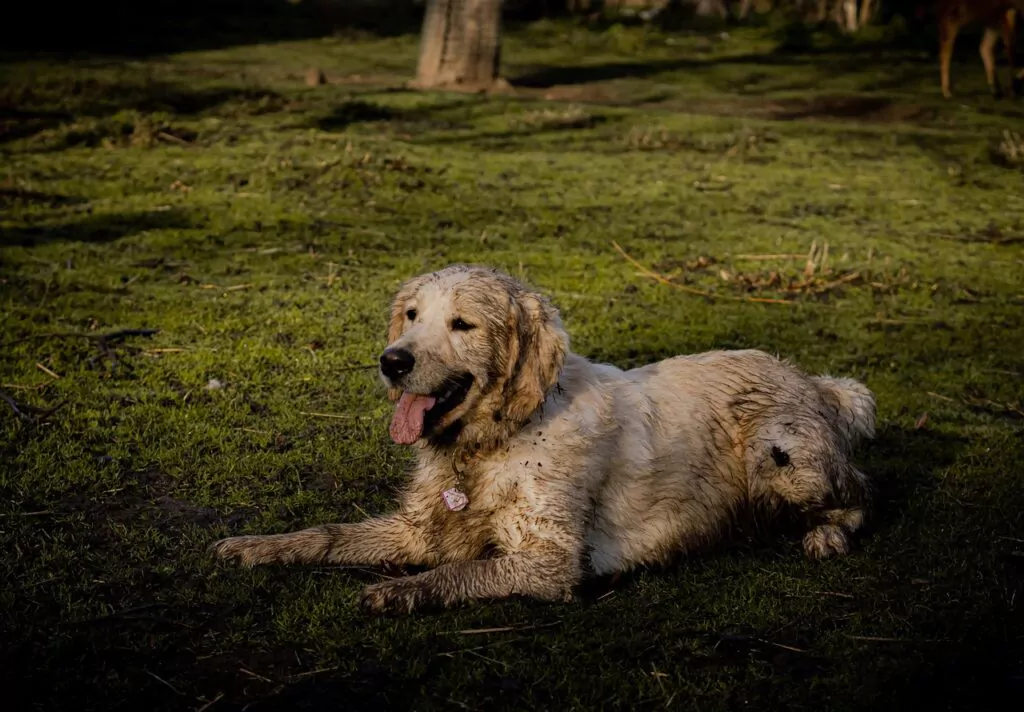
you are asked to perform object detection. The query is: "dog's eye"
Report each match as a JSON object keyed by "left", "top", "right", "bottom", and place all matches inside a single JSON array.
[
  {"left": 406, "top": 309, "right": 417, "bottom": 321},
  {"left": 451, "top": 318, "right": 475, "bottom": 332}
]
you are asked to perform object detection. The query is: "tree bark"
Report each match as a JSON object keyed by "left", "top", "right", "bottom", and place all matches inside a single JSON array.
[
  {"left": 857, "top": 0, "right": 877, "bottom": 28},
  {"left": 415, "top": 0, "right": 504, "bottom": 90},
  {"left": 836, "top": 0, "right": 858, "bottom": 32}
]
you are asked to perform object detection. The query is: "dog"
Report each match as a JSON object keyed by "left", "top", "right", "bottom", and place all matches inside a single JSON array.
[
  {"left": 213, "top": 265, "right": 876, "bottom": 614},
  {"left": 937, "top": 0, "right": 1024, "bottom": 98}
]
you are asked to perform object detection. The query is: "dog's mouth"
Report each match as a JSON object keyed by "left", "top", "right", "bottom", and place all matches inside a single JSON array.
[{"left": 389, "top": 373, "right": 474, "bottom": 445}]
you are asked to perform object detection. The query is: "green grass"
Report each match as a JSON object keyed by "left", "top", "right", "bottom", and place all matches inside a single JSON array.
[{"left": 2, "top": 17, "right": 1023, "bottom": 711}]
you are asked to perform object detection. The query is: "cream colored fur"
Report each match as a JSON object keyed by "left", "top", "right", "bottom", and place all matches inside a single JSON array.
[{"left": 213, "top": 265, "right": 876, "bottom": 614}]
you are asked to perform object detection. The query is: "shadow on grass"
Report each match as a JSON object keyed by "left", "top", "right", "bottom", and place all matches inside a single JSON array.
[
  {"left": 510, "top": 40, "right": 935, "bottom": 90},
  {"left": 0, "top": 209, "right": 193, "bottom": 248},
  {"left": 0, "top": 82, "right": 288, "bottom": 147},
  {"left": 1, "top": 82, "right": 286, "bottom": 121},
  {"left": 313, "top": 94, "right": 503, "bottom": 131},
  {"left": 0, "top": 187, "right": 88, "bottom": 209},
  {"left": 1, "top": 0, "right": 422, "bottom": 57},
  {"left": 3, "top": 384, "right": 1019, "bottom": 711}
]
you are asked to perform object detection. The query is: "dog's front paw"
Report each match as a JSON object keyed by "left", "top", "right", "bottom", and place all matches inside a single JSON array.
[
  {"left": 211, "top": 535, "right": 283, "bottom": 567},
  {"left": 360, "top": 579, "right": 433, "bottom": 615},
  {"left": 802, "top": 524, "right": 850, "bottom": 560}
]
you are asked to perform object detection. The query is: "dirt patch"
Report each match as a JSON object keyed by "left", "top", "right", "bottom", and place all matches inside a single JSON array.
[
  {"left": 642, "top": 94, "right": 935, "bottom": 124},
  {"left": 39, "top": 468, "right": 252, "bottom": 537},
  {"left": 754, "top": 95, "right": 934, "bottom": 123},
  {"left": 538, "top": 84, "right": 620, "bottom": 104},
  {"left": 497, "top": 80, "right": 935, "bottom": 126}
]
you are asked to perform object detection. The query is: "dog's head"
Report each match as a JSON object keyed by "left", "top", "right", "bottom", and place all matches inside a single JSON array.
[{"left": 380, "top": 265, "right": 567, "bottom": 447}]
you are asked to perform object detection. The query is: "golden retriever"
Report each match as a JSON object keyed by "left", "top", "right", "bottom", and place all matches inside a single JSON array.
[{"left": 213, "top": 265, "right": 876, "bottom": 614}]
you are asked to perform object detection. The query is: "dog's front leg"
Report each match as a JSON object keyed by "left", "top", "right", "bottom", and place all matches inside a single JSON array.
[
  {"left": 360, "top": 542, "right": 579, "bottom": 614},
  {"left": 212, "top": 513, "right": 432, "bottom": 568}
]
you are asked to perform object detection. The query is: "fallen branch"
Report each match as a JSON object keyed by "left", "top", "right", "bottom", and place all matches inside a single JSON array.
[
  {"left": 75, "top": 602, "right": 168, "bottom": 625},
  {"left": 757, "top": 638, "right": 807, "bottom": 653},
  {"left": 1, "top": 382, "right": 52, "bottom": 391},
  {"left": 145, "top": 671, "right": 184, "bottom": 696},
  {"left": 239, "top": 667, "right": 275, "bottom": 684},
  {"left": 156, "top": 130, "right": 194, "bottom": 147},
  {"left": 0, "top": 388, "right": 64, "bottom": 424},
  {"left": 338, "top": 363, "right": 377, "bottom": 372},
  {"left": 1, "top": 328, "right": 159, "bottom": 350},
  {"left": 731, "top": 253, "right": 805, "bottom": 261},
  {"left": 195, "top": 693, "right": 225, "bottom": 712},
  {"left": 815, "top": 271, "right": 862, "bottom": 293},
  {"left": 842, "top": 634, "right": 943, "bottom": 643},
  {"left": 288, "top": 666, "right": 340, "bottom": 681},
  {"left": 298, "top": 411, "right": 373, "bottom": 420},
  {"left": 611, "top": 242, "right": 797, "bottom": 306},
  {"left": 35, "top": 362, "right": 62, "bottom": 379},
  {"left": 454, "top": 621, "right": 562, "bottom": 635},
  {"left": 926, "top": 391, "right": 1023, "bottom": 418}
]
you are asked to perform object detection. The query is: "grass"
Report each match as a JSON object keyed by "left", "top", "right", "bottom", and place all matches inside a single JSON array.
[{"left": 2, "top": 13, "right": 1024, "bottom": 711}]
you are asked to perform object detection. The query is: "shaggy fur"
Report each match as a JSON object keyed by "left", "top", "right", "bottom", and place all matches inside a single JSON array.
[{"left": 213, "top": 265, "right": 876, "bottom": 614}]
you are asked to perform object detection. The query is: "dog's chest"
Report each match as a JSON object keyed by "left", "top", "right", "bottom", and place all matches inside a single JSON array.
[{"left": 430, "top": 456, "right": 538, "bottom": 555}]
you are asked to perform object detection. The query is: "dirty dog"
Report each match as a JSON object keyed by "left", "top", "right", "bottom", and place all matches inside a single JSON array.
[{"left": 213, "top": 265, "right": 875, "bottom": 614}]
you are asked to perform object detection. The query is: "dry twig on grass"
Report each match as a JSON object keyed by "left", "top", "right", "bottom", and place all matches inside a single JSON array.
[
  {"left": 2, "top": 328, "right": 159, "bottom": 374},
  {"left": 1, "top": 327, "right": 160, "bottom": 350},
  {"left": 0, "top": 388, "right": 65, "bottom": 424},
  {"left": 611, "top": 242, "right": 797, "bottom": 306}
]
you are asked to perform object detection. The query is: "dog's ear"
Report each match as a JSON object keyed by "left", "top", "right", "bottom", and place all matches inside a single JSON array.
[
  {"left": 503, "top": 291, "right": 568, "bottom": 424},
  {"left": 384, "top": 277, "right": 424, "bottom": 402}
]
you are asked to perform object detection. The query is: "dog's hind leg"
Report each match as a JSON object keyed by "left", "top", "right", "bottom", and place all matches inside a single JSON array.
[{"left": 747, "top": 418, "right": 872, "bottom": 560}]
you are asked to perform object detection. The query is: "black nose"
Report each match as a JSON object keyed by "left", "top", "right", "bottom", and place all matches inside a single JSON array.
[{"left": 380, "top": 348, "right": 415, "bottom": 380}]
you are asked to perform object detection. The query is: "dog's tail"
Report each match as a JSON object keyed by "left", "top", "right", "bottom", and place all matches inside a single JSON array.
[{"left": 812, "top": 376, "right": 876, "bottom": 449}]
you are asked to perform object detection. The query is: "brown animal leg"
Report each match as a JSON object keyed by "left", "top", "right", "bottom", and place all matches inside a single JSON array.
[
  {"left": 939, "top": 17, "right": 961, "bottom": 99},
  {"left": 212, "top": 514, "right": 434, "bottom": 567},
  {"left": 981, "top": 27, "right": 1002, "bottom": 97},
  {"left": 1002, "top": 10, "right": 1020, "bottom": 97}
]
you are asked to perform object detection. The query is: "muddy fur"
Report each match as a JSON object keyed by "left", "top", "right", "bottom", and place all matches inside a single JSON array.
[{"left": 213, "top": 265, "right": 876, "bottom": 614}]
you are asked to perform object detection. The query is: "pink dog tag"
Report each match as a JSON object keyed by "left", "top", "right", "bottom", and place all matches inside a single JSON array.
[{"left": 442, "top": 488, "right": 469, "bottom": 511}]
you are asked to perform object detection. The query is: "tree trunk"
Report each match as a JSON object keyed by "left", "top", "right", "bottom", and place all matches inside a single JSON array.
[
  {"left": 857, "top": 0, "right": 877, "bottom": 28},
  {"left": 415, "top": 0, "right": 504, "bottom": 90},
  {"left": 732, "top": 0, "right": 756, "bottom": 20},
  {"left": 689, "top": 0, "right": 730, "bottom": 17},
  {"left": 836, "top": 0, "right": 858, "bottom": 32}
]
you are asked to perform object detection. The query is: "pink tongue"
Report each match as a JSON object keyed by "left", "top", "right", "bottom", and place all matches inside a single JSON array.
[{"left": 389, "top": 392, "right": 437, "bottom": 445}]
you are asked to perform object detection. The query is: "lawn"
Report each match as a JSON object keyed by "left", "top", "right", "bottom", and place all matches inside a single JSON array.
[{"left": 2, "top": 10, "right": 1023, "bottom": 711}]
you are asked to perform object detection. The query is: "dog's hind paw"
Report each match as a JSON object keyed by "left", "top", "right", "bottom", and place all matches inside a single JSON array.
[
  {"left": 361, "top": 578, "right": 433, "bottom": 615},
  {"left": 802, "top": 524, "right": 850, "bottom": 560}
]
